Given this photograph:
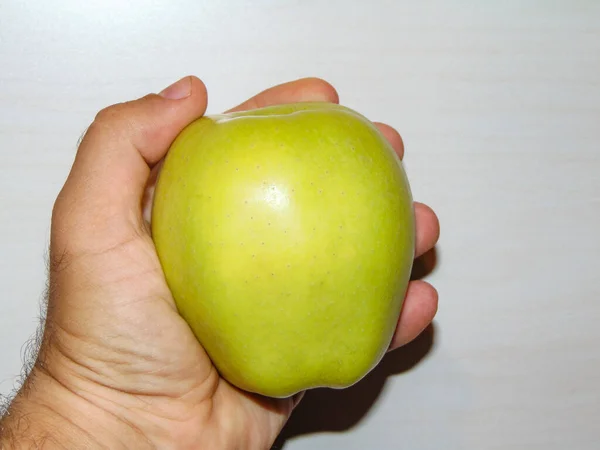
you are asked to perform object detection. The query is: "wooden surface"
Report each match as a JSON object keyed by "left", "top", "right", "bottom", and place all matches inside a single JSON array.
[{"left": 1, "top": 1, "right": 599, "bottom": 448}]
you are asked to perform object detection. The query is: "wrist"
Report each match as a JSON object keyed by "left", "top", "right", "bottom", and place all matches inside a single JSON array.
[{"left": 0, "top": 367, "right": 152, "bottom": 450}]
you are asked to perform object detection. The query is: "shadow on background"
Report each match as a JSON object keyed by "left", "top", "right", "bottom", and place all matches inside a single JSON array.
[
  {"left": 273, "top": 324, "right": 436, "bottom": 448},
  {"left": 411, "top": 247, "right": 437, "bottom": 280},
  {"left": 272, "top": 246, "right": 440, "bottom": 449}
]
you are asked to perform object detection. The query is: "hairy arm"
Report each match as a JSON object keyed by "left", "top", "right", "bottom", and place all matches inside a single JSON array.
[
  {"left": 1, "top": 366, "right": 159, "bottom": 450},
  {"left": 0, "top": 299, "right": 63, "bottom": 449},
  {"left": 0, "top": 370, "right": 91, "bottom": 449},
  {"left": 0, "top": 313, "right": 151, "bottom": 450}
]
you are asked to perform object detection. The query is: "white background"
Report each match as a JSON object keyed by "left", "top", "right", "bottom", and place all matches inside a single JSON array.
[{"left": 1, "top": 1, "right": 599, "bottom": 449}]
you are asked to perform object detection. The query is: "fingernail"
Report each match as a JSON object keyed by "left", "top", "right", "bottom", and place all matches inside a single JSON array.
[{"left": 159, "top": 76, "right": 192, "bottom": 100}]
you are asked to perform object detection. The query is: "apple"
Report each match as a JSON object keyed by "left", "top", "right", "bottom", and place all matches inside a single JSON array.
[{"left": 151, "top": 102, "right": 415, "bottom": 398}]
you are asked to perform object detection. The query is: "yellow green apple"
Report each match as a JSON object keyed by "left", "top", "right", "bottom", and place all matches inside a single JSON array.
[{"left": 151, "top": 102, "right": 415, "bottom": 398}]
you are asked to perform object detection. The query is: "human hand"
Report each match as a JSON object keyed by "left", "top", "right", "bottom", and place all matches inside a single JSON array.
[{"left": 0, "top": 76, "right": 440, "bottom": 449}]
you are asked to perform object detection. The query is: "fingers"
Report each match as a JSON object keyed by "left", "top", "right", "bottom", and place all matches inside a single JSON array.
[
  {"left": 227, "top": 77, "right": 339, "bottom": 112},
  {"left": 371, "top": 124, "right": 439, "bottom": 257},
  {"left": 372, "top": 124, "right": 439, "bottom": 256},
  {"left": 371, "top": 124, "right": 438, "bottom": 349},
  {"left": 414, "top": 202, "right": 440, "bottom": 258},
  {"left": 53, "top": 76, "right": 207, "bottom": 250},
  {"left": 388, "top": 280, "right": 439, "bottom": 350},
  {"left": 374, "top": 122, "right": 404, "bottom": 159}
]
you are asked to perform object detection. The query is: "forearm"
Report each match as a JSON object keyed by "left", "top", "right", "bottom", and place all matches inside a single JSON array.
[
  {"left": 0, "top": 369, "right": 149, "bottom": 450},
  {"left": 0, "top": 386, "right": 85, "bottom": 449}
]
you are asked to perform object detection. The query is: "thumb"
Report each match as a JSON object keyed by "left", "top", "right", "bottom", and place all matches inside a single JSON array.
[{"left": 52, "top": 76, "right": 207, "bottom": 254}]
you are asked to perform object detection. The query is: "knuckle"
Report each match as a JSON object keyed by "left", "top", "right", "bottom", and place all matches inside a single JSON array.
[
  {"left": 89, "top": 94, "right": 160, "bottom": 139},
  {"left": 94, "top": 102, "right": 128, "bottom": 125},
  {"left": 90, "top": 104, "right": 133, "bottom": 139}
]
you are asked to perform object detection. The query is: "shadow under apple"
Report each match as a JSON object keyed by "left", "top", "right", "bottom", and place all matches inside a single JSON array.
[
  {"left": 272, "top": 323, "right": 436, "bottom": 449},
  {"left": 271, "top": 246, "right": 439, "bottom": 449},
  {"left": 411, "top": 247, "right": 437, "bottom": 280}
]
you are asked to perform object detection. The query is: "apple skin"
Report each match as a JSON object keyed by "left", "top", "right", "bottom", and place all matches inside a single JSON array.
[{"left": 151, "top": 102, "right": 415, "bottom": 398}]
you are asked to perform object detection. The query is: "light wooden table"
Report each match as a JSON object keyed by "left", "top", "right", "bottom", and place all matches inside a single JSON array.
[{"left": 1, "top": 1, "right": 599, "bottom": 449}]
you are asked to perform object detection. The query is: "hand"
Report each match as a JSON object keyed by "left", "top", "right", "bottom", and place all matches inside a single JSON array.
[{"left": 0, "top": 76, "right": 440, "bottom": 449}]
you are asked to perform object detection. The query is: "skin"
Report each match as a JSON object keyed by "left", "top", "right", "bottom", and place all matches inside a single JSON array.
[
  {"left": 153, "top": 102, "right": 416, "bottom": 397},
  {"left": 0, "top": 76, "right": 440, "bottom": 449}
]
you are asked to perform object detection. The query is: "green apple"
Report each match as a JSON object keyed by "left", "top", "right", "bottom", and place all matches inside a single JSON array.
[{"left": 151, "top": 102, "right": 415, "bottom": 398}]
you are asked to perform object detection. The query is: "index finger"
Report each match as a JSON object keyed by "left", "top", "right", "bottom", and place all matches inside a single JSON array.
[{"left": 226, "top": 77, "right": 339, "bottom": 112}]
